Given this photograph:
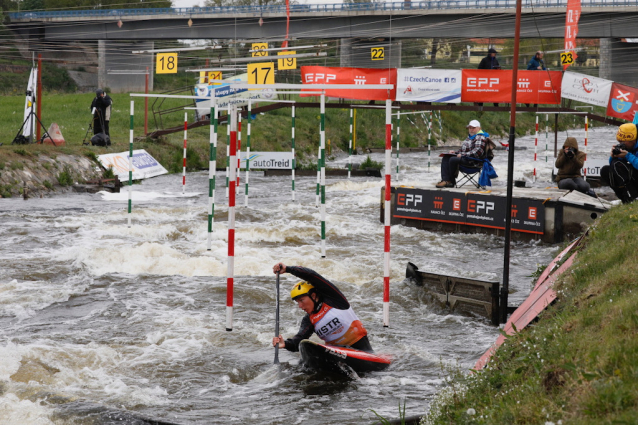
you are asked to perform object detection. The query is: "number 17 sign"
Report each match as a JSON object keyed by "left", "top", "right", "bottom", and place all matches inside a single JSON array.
[{"left": 247, "top": 62, "right": 275, "bottom": 88}]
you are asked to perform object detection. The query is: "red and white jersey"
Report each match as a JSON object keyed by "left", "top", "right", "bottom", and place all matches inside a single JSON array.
[{"left": 309, "top": 303, "right": 367, "bottom": 347}]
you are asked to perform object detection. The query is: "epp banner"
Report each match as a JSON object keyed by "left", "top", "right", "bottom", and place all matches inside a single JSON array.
[
  {"left": 396, "top": 69, "right": 461, "bottom": 103},
  {"left": 300, "top": 66, "right": 397, "bottom": 101},
  {"left": 98, "top": 149, "right": 168, "bottom": 182},
  {"left": 517, "top": 71, "right": 562, "bottom": 105},
  {"left": 606, "top": 82, "right": 638, "bottom": 122},
  {"left": 394, "top": 187, "right": 544, "bottom": 234},
  {"left": 461, "top": 69, "right": 513, "bottom": 103},
  {"left": 239, "top": 152, "right": 293, "bottom": 169},
  {"left": 561, "top": 71, "right": 612, "bottom": 107}
]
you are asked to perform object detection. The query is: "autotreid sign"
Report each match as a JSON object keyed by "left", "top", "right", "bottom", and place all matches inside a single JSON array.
[
  {"left": 239, "top": 152, "right": 293, "bottom": 169},
  {"left": 396, "top": 69, "right": 461, "bottom": 103},
  {"left": 394, "top": 188, "right": 544, "bottom": 234}
]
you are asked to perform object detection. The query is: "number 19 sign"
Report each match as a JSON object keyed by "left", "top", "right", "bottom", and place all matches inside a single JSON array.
[{"left": 156, "top": 53, "right": 178, "bottom": 74}]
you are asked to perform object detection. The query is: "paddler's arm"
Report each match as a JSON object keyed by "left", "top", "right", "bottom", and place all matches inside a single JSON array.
[
  {"left": 274, "top": 263, "right": 350, "bottom": 310},
  {"left": 272, "top": 315, "right": 314, "bottom": 352}
]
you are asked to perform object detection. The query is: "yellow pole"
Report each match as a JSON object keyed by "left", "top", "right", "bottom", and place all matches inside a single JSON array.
[{"left": 353, "top": 109, "right": 357, "bottom": 151}]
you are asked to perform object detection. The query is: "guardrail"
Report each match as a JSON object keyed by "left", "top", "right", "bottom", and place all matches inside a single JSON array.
[{"left": 8, "top": 0, "right": 635, "bottom": 20}]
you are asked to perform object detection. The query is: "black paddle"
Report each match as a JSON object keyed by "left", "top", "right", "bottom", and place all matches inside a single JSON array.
[{"left": 274, "top": 272, "right": 280, "bottom": 365}]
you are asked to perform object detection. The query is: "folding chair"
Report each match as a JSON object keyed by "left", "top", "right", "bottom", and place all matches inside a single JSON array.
[
  {"left": 456, "top": 163, "right": 484, "bottom": 189},
  {"left": 456, "top": 157, "right": 498, "bottom": 189}
]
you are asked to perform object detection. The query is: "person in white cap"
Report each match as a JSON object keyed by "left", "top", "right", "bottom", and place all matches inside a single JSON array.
[{"left": 436, "top": 119, "right": 491, "bottom": 188}]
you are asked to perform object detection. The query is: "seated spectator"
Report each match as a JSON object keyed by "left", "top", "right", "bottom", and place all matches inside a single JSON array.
[
  {"left": 555, "top": 137, "right": 592, "bottom": 195},
  {"left": 601, "top": 123, "right": 638, "bottom": 204},
  {"left": 436, "top": 119, "right": 489, "bottom": 188}
]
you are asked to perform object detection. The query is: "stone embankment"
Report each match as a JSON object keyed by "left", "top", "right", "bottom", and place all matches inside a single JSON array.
[{"left": 0, "top": 154, "right": 103, "bottom": 198}]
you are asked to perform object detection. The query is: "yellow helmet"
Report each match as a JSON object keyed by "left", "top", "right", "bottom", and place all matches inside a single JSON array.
[{"left": 290, "top": 281, "right": 314, "bottom": 300}]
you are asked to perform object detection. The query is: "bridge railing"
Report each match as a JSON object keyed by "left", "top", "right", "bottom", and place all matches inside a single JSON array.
[{"left": 8, "top": 0, "right": 634, "bottom": 20}]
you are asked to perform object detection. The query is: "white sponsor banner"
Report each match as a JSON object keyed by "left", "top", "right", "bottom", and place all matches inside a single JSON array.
[
  {"left": 561, "top": 72, "right": 612, "bottom": 107},
  {"left": 23, "top": 68, "right": 37, "bottom": 137},
  {"left": 553, "top": 158, "right": 608, "bottom": 178},
  {"left": 194, "top": 73, "right": 276, "bottom": 115},
  {"left": 239, "top": 152, "right": 293, "bottom": 169},
  {"left": 98, "top": 149, "right": 168, "bottom": 182},
  {"left": 396, "top": 69, "right": 461, "bottom": 103}
]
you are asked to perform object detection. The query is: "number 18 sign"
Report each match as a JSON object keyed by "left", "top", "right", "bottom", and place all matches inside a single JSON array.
[{"left": 156, "top": 53, "right": 178, "bottom": 74}]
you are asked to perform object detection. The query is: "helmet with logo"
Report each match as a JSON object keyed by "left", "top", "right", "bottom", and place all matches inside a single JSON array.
[
  {"left": 616, "top": 123, "right": 637, "bottom": 143},
  {"left": 290, "top": 281, "right": 314, "bottom": 301}
]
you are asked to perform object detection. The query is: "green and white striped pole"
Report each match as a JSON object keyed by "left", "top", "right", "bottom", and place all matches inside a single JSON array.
[
  {"left": 207, "top": 93, "right": 218, "bottom": 251},
  {"left": 316, "top": 144, "right": 320, "bottom": 208},
  {"left": 291, "top": 103, "right": 296, "bottom": 201},
  {"left": 320, "top": 92, "right": 326, "bottom": 258},
  {"left": 545, "top": 114, "right": 549, "bottom": 163},
  {"left": 395, "top": 113, "right": 400, "bottom": 180},
  {"left": 437, "top": 110, "right": 443, "bottom": 140},
  {"left": 428, "top": 110, "right": 433, "bottom": 146},
  {"left": 245, "top": 100, "right": 252, "bottom": 207},
  {"left": 128, "top": 100, "right": 134, "bottom": 228},
  {"left": 348, "top": 108, "right": 353, "bottom": 179}
]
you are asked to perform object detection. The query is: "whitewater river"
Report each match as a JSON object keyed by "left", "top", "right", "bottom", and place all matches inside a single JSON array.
[{"left": 0, "top": 125, "right": 619, "bottom": 424}]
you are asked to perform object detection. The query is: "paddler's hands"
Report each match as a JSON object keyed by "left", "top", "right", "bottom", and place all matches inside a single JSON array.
[
  {"left": 273, "top": 263, "right": 286, "bottom": 274},
  {"left": 273, "top": 335, "right": 285, "bottom": 349}
]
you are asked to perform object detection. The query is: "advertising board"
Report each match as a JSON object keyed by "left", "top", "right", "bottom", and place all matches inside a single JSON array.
[
  {"left": 396, "top": 69, "right": 461, "bottom": 103},
  {"left": 98, "top": 149, "right": 168, "bottom": 182}
]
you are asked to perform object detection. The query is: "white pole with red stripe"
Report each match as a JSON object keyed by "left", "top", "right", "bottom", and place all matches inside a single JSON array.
[
  {"left": 226, "top": 106, "right": 237, "bottom": 332},
  {"left": 182, "top": 112, "right": 188, "bottom": 195},
  {"left": 237, "top": 112, "right": 242, "bottom": 195},
  {"left": 583, "top": 116, "right": 588, "bottom": 181},
  {"left": 383, "top": 98, "right": 392, "bottom": 327},
  {"left": 533, "top": 115, "right": 538, "bottom": 183}
]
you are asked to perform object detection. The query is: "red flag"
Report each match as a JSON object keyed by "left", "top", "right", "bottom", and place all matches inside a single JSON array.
[{"left": 563, "top": 0, "right": 581, "bottom": 70}]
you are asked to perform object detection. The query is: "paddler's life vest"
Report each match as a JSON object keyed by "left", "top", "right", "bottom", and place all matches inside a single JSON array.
[{"left": 309, "top": 303, "right": 367, "bottom": 347}]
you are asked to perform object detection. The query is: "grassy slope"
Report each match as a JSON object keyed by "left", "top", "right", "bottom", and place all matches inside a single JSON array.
[{"left": 423, "top": 202, "right": 638, "bottom": 425}]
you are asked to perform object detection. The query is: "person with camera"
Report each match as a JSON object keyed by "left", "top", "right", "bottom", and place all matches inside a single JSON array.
[
  {"left": 600, "top": 123, "right": 638, "bottom": 204},
  {"left": 91, "top": 88, "right": 112, "bottom": 137},
  {"left": 555, "top": 137, "right": 592, "bottom": 195}
]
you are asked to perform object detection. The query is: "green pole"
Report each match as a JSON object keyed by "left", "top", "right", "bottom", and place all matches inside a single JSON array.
[
  {"left": 291, "top": 104, "right": 296, "bottom": 201},
  {"left": 128, "top": 100, "right": 134, "bottom": 228},
  {"left": 320, "top": 93, "right": 326, "bottom": 258},
  {"left": 348, "top": 108, "right": 353, "bottom": 179},
  {"left": 395, "top": 113, "right": 400, "bottom": 179},
  {"left": 207, "top": 94, "right": 217, "bottom": 250}
]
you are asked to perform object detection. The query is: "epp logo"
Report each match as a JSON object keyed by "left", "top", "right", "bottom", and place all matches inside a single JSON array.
[
  {"left": 467, "top": 77, "right": 499, "bottom": 88},
  {"left": 305, "top": 73, "right": 336, "bottom": 83},
  {"left": 397, "top": 193, "right": 422, "bottom": 207},
  {"left": 467, "top": 200, "right": 495, "bottom": 214}
]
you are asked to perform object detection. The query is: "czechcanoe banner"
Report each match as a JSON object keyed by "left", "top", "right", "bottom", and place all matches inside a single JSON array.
[{"left": 396, "top": 69, "right": 462, "bottom": 103}]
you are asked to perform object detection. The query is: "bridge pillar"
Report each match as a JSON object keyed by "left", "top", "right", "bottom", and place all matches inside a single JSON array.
[
  {"left": 599, "top": 38, "right": 638, "bottom": 88},
  {"left": 98, "top": 41, "right": 154, "bottom": 93},
  {"left": 340, "top": 38, "right": 401, "bottom": 69}
]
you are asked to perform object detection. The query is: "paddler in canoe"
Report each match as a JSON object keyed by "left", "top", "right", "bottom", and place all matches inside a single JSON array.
[{"left": 271, "top": 262, "right": 374, "bottom": 353}]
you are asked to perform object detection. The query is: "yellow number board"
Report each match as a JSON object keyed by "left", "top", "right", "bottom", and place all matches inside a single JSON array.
[
  {"left": 252, "top": 43, "right": 268, "bottom": 57},
  {"left": 247, "top": 62, "right": 275, "bottom": 88},
  {"left": 560, "top": 51, "right": 575, "bottom": 66},
  {"left": 208, "top": 71, "right": 222, "bottom": 83},
  {"left": 371, "top": 47, "right": 385, "bottom": 61},
  {"left": 277, "top": 51, "right": 297, "bottom": 70},
  {"left": 156, "top": 52, "right": 178, "bottom": 74}
]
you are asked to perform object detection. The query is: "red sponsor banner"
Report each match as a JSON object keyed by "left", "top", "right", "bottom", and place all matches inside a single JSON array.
[
  {"left": 462, "top": 70, "right": 561, "bottom": 104},
  {"left": 517, "top": 71, "right": 562, "bottom": 105},
  {"left": 606, "top": 82, "right": 638, "bottom": 122},
  {"left": 564, "top": 0, "right": 581, "bottom": 70},
  {"left": 300, "top": 66, "right": 396, "bottom": 101},
  {"left": 461, "top": 69, "right": 513, "bottom": 103}
]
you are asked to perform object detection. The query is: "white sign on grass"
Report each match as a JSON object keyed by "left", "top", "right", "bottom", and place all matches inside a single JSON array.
[
  {"left": 561, "top": 72, "right": 613, "bottom": 107},
  {"left": 396, "top": 69, "right": 462, "bottom": 103},
  {"left": 239, "top": 152, "right": 293, "bottom": 169},
  {"left": 98, "top": 149, "right": 168, "bottom": 182}
]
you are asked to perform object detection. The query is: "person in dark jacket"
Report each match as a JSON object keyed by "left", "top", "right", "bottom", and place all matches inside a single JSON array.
[
  {"left": 271, "top": 262, "right": 373, "bottom": 353},
  {"left": 601, "top": 123, "right": 638, "bottom": 204},
  {"left": 91, "top": 88, "right": 112, "bottom": 136},
  {"left": 527, "top": 51, "right": 546, "bottom": 70},
  {"left": 478, "top": 48, "right": 501, "bottom": 70},
  {"left": 555, "top": 136, "right": 591, "bottom": 195}
]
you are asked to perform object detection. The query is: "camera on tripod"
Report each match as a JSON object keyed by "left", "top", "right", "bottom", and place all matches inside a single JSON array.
[
  {"left": 565, "top": 147, "right": 576, "bottom": 159},
  {"left": 612, "top": 143, "right": 626, "bottom": 156}
]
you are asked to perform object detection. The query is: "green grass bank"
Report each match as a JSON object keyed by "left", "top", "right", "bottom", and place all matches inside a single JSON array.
[{"left": 422, "top": 202, "right": 638, "bottom": 425}]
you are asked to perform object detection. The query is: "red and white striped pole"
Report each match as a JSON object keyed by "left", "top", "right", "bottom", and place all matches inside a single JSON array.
[
  {"left": 236, "top": 112, "right": 242, "bottom": 195},
  {"left": 226, "top": 107, "right": 237, "bottom": 332},
  {"left": 533, "top": 115, "right": 538, "bottom": 183},
  {"left": 182, "top": 112, "right": 188, "bottom": 195},
  {"left": 583, "top": 116, "right": 588, "bottom": 181},
  {"left": 383, "top": 98, "right": 392, "bottom": 327}
]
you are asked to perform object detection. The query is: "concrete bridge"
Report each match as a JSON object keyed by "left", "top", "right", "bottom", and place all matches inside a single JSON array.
[{"left": 7, "top": 1, "right": 638, "bottom": 91}]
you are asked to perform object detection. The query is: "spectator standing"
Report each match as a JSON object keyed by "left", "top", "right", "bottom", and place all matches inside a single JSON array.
[
  {"left": 477, "top": 48, "right": 501, "bottom": 107},
  {"left": 91, "top": 89, "right": 112, "bottom": 137},
  {"left": 527, "top": 51, "right": 546, "bottom": 70}
]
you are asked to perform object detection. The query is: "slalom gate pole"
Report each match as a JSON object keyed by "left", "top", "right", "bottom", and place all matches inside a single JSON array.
[
  {"left": 438, "top": 110, "right": 443, "bottom": 140},
  {"left": 36, "top": 54, "right": 42, "bottom": 142},
  {"left": 545, "top": 114, "right": 549, "bottom": 163},
  {"left": 182, "top": 112, "right": 188, "bottom": 195},
  {"left": 128, "top": 101, "right": 134, "bottom": 228},
  {"left": 320, "top": 93, "right": 327, "bottom": 258},
  {"left": 226, "top": 105, "right": 230, "bottom": 198},
  {"left": 316, "top": 144, "right": 320, "bottom": 208},
  {"left": 583, "top": 116, "right": 588, "bottom": 181},
  {"left": 207, "top": 94, "right": 218, "bottom": 251},
  {"left": 395, "top": 113, "right": 400, "bottom": 181},
  {"left": 533, "top": 115, "right": 538, "bottom": 183},
  {"left": 274, "top": 272, "right": 280, "bottom": 365},
  {"left": 226, "top": 106, "right": 237, "bottom": 332},
  {"left": 245, "top": 100, "right": 251, "bottom": 207},
  {"left": 348, "top": 108, "right": 353, "bottom": 179},
  {"left": 291, "top": 104, "right": 296, "bottom": 201},
  {"left": 237, "top": 113, "right": 241, "bottom": 195},
  {"left": 383, "top": 99, "right": 392, "bottom": 327},
  {"left": 428, "top": 111, "right": 433, "bottom": 147},
  {"left": 144, "top": 67, "right": 149, "bottom": 135}
]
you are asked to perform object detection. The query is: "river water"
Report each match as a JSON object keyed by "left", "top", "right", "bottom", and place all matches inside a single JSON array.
[{"left": 0, "top": 125, "right": 618, "bottom": 424}]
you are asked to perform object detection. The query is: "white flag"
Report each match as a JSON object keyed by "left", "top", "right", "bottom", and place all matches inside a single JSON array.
[{"left": 23, "top": 68, "right": 38, "bottom": 138}]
